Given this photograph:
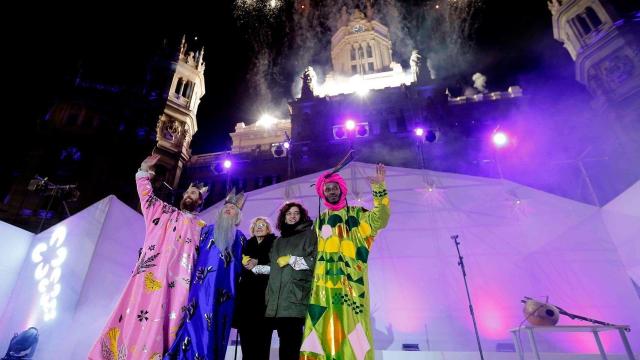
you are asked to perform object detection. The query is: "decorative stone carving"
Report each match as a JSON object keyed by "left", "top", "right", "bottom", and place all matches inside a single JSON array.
[
  {"left": 601, "top": 54, "right": 634, "bottom": 88},
  {"left": 587, "top": 67, "right": 608, "bottom": 98},
  {"left": 301, "top": 66, "right": 317, "bottom": 99},
  {"left": 547, "top": 0, "right": 561, "bottom": 15},
  {"left": 410, "top": 50, "right": 422, "bottom": 83},
  {"left": 157, "top": 117, "right": 184, "bottom": 144}
]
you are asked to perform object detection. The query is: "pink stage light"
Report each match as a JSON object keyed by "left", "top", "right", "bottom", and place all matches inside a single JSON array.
[
  {"left": 223, "top": 160, "right": 232, "bottom": 169},
  {"left": 492, "top": 132, "right": 509, "bottom": 147},
  {"left": 345, "top": 120, "right": 356, "bottom": 131}
]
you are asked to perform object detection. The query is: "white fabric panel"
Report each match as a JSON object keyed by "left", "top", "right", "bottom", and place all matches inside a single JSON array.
[
  {"left": 0, "top": 196, "right": 143, "bottom": 359},
  {"left": 602, "top": 181, "right": 640, "bottom": 285},
  {"left": 201, "top": 163, "right": 640, "bottom": 353},
  {"left": 69, "top": 196, "right": 144, "bottom": 359},
  {"left": 0, "top": 221, "right": 34, "bottom": 333}
]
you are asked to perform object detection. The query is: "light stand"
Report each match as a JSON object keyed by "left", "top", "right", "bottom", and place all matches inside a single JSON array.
[
  {"left": 416, "top": 138, "right": 425, "bottom": 169},
  {"left": 284, "top": 131, "right": 293, "bottom": 180},
  {"left": 28, "top": 176, "right": 78, "bottom": 233}
]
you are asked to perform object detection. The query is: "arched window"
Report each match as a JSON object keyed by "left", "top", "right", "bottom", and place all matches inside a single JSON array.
[
  {"left": 358, "top": 46, "right": 364, "bottom": 59},
  {"left": 351, "top": 47, "right": 356, "bottom": 61},
  {"left": 366, "top": 44, "right": 373, "bottom": 58},
  {"left": 175, "top": 78, "right": 184, "bottom": 95},
  {"left": 182, "top": 81, "right": 192, "bottom": 98},
  {"left": 576, "top": 14, "right": 592, "bottom": 35},
  {"left": 64, "top": 105, "right": 82, "bottom": 127},
  {"left": 585, "top": 7, "right": 602, "bottom": 29}
]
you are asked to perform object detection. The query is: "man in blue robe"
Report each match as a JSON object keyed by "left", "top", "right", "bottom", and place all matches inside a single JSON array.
[{"left": 165, "top": 190, "right": 246, "bottom": 360}]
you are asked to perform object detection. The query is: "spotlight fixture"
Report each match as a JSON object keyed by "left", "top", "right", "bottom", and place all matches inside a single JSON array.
[
  {"left": 355, "top": 123, "right": 370, "bottom": 138},
  {"left": 333, "top": 121, "right": 369, "bottom": 140},
  {"left": 425, "top": 129, "right": 437, "bottom": 143},
  {"left": 414, "top": 127, "right": 438, "bottom": 143},
  {"left": 271, "top": 143, "right": 288, "bottom": 158}
]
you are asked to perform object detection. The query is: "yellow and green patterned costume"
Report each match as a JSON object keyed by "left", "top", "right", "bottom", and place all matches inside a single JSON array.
[{"left": 300, "top": 182, "right": 390, "bottom": 360}]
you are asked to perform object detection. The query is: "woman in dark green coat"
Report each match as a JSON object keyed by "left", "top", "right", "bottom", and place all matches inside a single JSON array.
[{"left": 265, "top": 202, "right": 317, "bottom": 360}]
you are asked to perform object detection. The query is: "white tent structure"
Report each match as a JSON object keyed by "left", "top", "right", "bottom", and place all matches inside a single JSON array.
[
  {"left": 0, "top": 196, "right": 144, "bottom": 359},
  {"left": 202, "top": 163, "right": 640, "bottom": 353},
  {"left": 601, "top": 181, "right": 640, "bottom": 286},
  {"left": 0, "top": 164, "right": 638, "bottom": 358}
]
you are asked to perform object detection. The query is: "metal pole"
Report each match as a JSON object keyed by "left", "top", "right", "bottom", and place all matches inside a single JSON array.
[
  {"left": 417, "top": 141, "right": 425, "bottom": 169},
  {"left": 37, "top": 189, "right": 58, "bottom": 234},
  {"left": 451, "top": 234, "right": 485, "bottom": 360},
  {"left": 287, "top": 146, "right": 292, "bottom": 180},
  {"left": 494, "top": 151, "right": 504, "bottom": 180}
]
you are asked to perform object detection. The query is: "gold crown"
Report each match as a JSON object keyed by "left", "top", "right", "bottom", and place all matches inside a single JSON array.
[
  {"left": 188, "top": 182, "right": 209, "bottom": 200},
  {"left": 224, "top": 188, "right": 246, "bottom": 209}
]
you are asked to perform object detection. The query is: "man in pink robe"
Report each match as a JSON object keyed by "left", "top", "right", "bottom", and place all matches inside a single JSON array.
[{"left": 89, "top": 155, "right": 207, "bottom": 360}]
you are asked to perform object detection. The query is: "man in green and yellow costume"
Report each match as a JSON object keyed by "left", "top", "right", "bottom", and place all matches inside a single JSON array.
[{"left": 300, "top": 164, "right": 390, "bottom": 360}]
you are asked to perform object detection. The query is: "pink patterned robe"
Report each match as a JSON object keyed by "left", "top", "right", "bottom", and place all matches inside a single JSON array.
[{"left": 88, "top": 172, "right": 205, "bottom": 360}]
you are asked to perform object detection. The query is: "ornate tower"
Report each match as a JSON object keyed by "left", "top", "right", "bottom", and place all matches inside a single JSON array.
[
  {"left": 330, "top": 7, "right": 394, "bottom": 76},
  {"left": 549, "top": 0, "right": 640, "bottom": 108},
  {"left": 154, "top": 36, "right": 206, "bottom": 188}
]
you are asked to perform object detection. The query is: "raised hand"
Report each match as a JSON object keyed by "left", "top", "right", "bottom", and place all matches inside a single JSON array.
[
  {"left": 368, "top": 163, "right": 386, "bottom": 184},
  {"left": 140, "top": 154, "right": 161, "bottom": 172}
]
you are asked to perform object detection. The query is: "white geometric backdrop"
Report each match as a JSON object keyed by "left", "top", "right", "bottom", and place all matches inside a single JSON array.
[{"left": 1, "top": 164, "right": 638, "bottom": 358}]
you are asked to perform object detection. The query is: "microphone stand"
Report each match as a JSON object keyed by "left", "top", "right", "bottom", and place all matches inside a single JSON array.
[
  {"left": 233, "top": 330, "right": 239, "bottom": 360},
  {"left": 452, "top": 234, "right": 485, "bottom": 360}
]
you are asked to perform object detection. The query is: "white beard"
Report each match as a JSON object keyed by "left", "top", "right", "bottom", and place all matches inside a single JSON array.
[{"left": 214, "top": 210, "right": 239, "bottom": 253}]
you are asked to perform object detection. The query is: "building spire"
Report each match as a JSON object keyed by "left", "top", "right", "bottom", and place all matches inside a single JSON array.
[
  {"left": 365, "top": 0, "right": 374, "bottom": 19},
  {"left": 154, "top": 35, "right": 206, "bottom": 188},
  {"left": 179, "top": 35, "right": 187, "bottom": 57},
  {"left": 197, "top": 46, "right": 205, "bottom": 70}
]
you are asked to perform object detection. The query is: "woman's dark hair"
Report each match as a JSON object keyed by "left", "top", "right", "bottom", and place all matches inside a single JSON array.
[{"left": 276, "top": 202, "right": 311, "bottom": 232}]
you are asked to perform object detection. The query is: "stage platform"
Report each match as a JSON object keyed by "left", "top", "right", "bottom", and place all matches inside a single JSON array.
[{"left": 223, "top": 349, "right": 637, "bottom": 360}]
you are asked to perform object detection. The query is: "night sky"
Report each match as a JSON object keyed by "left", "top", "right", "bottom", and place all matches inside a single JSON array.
[{"left": 8, "top": 1, "right": 576, "bottom": 156}]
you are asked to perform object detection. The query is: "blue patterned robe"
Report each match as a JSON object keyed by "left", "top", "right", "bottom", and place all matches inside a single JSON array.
[{"left": 164, "top": 225, "right": 245, "bottom": 360}]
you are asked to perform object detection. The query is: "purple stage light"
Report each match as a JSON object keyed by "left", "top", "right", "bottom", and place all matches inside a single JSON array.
[
  {"left": 223, "top": 160, "right": 232, "bottom": 169},
  {"left": 283, "top": 141, "right": 290, "bottom": 149},
  {"left": 345, "top": 120, "right": 356, "bottom": 130},
  {"left": 414, "top": 128, "right": 425, "bottom": 137},
  {"left": 492, "top": 132, "right": 509, "bottom": 147}
]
